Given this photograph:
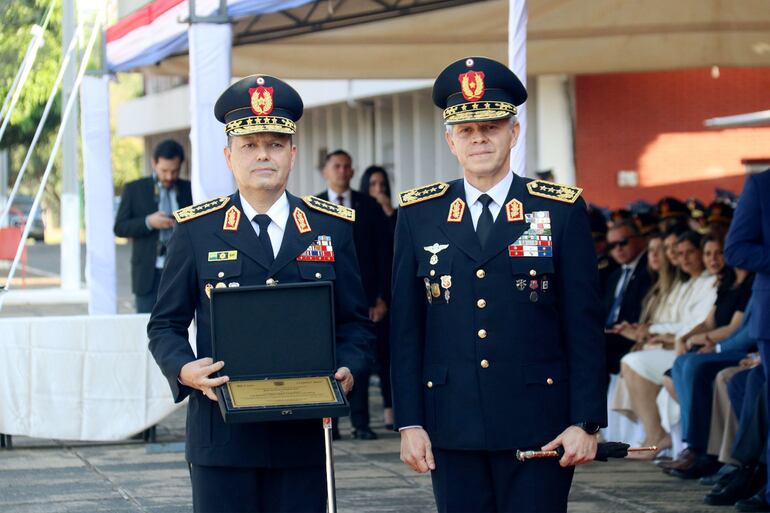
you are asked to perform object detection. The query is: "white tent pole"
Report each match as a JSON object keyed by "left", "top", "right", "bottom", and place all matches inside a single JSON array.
[
  {"left": 0, "top": 25, "right": 82, "bottom": 224},
  {"left": 0, "top": 10, "right": 104, "bottom": 309},
  {"left": 508, "top": 0, "right": 528, "bottom": 177}
]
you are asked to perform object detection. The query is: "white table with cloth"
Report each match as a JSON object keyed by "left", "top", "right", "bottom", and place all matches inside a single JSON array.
[{"left": 0, "top": 314, "right": 186, "bottom": 441}]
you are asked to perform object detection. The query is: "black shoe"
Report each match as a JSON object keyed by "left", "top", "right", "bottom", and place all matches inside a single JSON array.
[
  {"left": 670, "top": 454, "right": 721, "bottom": 480},
  {"left": 352, "top": 428, "right": 378, "bottom": 440},
  {"left": 704, "top": 465, "right": 756, "bottom": 506},
  {"left": 701, "top": 464, "right": 739, "bottom": 486},
  {"left": 735, "top": 489, "right": 770, "bottom": 512}
]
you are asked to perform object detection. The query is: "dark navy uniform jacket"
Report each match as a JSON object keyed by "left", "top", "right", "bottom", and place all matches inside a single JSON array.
[
  {"left": 147, "top": 191, "right": 373, "bottom": 468},
  {"left": 725, "top": 169, "right": 770, "bottom": 341},
  {"left": 391, "top": 175, "right": 607, "bottom": 451}
]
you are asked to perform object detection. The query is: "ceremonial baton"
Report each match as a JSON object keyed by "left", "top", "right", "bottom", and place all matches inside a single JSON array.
[
  {"left": 516, "top": 442, "right": 657, "bottom": 462},
  {"left": 323, "top": 417, "right": 338, "bottom": 513}
]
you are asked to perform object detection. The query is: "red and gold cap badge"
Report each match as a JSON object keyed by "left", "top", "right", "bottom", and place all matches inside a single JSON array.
[
  {"left": 458, "top": 70, "right": 485, "bottom": 102},
  {"left": 249, "top": 84, "right": 274, "bottom": 116}
]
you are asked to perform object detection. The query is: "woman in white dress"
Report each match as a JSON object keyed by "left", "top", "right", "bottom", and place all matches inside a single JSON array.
[{"left": 620, "top": 231, "right": 718, "bottom": 454}]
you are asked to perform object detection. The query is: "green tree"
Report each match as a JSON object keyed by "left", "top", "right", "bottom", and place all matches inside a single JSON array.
[{"left": 1, "top": 0, "right": 144, "bottom": 224}]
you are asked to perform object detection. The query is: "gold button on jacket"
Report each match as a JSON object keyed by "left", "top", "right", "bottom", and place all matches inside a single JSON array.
[
  {"left": 480, "top": 359, "right": 490, "bottom": 369},
  {"left": 477, "top": 329, "right": 487, "bottom": 339}
]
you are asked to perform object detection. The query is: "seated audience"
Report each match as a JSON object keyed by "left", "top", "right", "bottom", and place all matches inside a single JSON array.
[{"left": 618, "top": 231, "right": 719, "bottom": 454}]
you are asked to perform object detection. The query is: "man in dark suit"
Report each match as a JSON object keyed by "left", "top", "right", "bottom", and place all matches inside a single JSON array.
[
  {"left": 390, "top": 56, "right": 606, "bottom": 513},
  {"left": 317, "top": 150, "right": 392, "bottom": 440},
  {"left": 147, "top": 75, "right": 373, "bottom": 513},
  {"left": 725, "top": 168, "right": 770, "bottom": 512},
  {"left": 114, "top": 139, "right": 192, "bottom": 313},
  {"left": 603, "top": 219, "right": 652, "bottom": 374}
]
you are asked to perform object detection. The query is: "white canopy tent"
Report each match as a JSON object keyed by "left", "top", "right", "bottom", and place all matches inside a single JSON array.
[{"left": 128, "top": 0, "right": 770, "bottom": 79}]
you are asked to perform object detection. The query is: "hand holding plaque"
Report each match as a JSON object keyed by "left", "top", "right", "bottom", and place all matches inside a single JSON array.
[
  {"left": 334, "top": 366, "right": 353, "bottom": 395},
  {"left": 179, "top": 357, "right": 230, "bottom": 401}
]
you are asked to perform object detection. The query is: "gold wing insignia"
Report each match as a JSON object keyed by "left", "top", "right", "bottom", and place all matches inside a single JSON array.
[
  {"left": 173, "top": 196, "right": 230, "bottom": 223},
  {"left": 526, "top": 180, "right": 582, "bottom": 204},
  {"left": 302, "top": 196, "right": 356, "bottom": 222},
  {"left": 398, "top": 182, "right": 450, "bottom": 207}
]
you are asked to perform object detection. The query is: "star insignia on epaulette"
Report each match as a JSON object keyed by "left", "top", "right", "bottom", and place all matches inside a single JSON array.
[
  {"left": 302, "top": 196, "right": 356, "bottom": 222},
  {"left": 398, "top": 182, "right": 450, "bottom": 207},
  {"left": 526, "top": 180, "right": 582, "bottom": 204},
  {"left": 173, "top": 196, "right": 230, "bottom": 223}
]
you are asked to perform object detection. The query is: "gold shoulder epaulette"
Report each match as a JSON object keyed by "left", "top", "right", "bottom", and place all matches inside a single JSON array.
[
  {"left": 398, "top": 182, "right": 449, "bottom": 207},
  {"left": 173, "top": 196, "right": 230, "bottom": 223},
  {"left": 302, "top": 196, "right": 355, "bottom": 222},
  {"left": 526, "top": 180, "right": 582, "bottom": 204}
]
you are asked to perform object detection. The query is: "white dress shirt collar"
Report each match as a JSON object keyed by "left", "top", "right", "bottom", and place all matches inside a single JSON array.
[
  {"left": 327, "top": 188, "right": 351, "bottom": 208},
  {"left": 464, "top": 171, "right": 513, "bottom": 210},
  {"left": 239, "top": 191, "right": 289, "bottom": 230},
  {"left": 463, "top": 170, "right": 514, "bottom": 226}
]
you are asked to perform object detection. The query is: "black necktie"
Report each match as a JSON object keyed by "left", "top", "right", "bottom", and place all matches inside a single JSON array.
[
  {"left": 476, "top": 194, "right": 494, "bottom": 247},
  {"left": 253, "top": 214, "right": 274, "bottom": 263}
]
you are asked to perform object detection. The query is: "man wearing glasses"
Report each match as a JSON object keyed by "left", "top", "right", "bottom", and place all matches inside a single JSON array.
[{"left": 603, "top": 219, "right": 652, "bottom": 374}]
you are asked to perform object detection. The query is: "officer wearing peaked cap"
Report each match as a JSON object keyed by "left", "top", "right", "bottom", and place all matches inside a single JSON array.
[
  {"left": 147, "top": 74, "right": 374, "bottom": 513},
  {"left": 391, "top": 57, "right": 607, "bottom": 512}
]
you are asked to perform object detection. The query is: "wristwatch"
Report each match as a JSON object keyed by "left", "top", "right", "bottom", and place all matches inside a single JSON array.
[{"left": 573, "top": 422, "right": 600, "bottom": 434}]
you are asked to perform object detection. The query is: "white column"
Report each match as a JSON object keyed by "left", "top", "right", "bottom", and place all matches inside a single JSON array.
[
  {"left": 508, "top": 0, "right": 528, "bottom": 177},
  {"left": 80, "top": 75, "right": 116, "bottom": 315},
  {"left": 60, "top": 0, "right": 81, "bottom": 290},
  {"left": 188, "top": 22, "right": 234, "bottom": 203},
  {"left": 536, "top": 75, "right": 575, "bottom": 185}
]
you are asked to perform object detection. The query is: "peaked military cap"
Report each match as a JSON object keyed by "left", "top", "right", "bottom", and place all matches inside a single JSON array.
[
  {"left": 634, "top": 211, "right": 659, "bottom": 235},
  {"left": 656, "top": 197, "right": 688, "bottom": 220},
  {"left": 706, "top": 202, "right": 734, "bottom": 224},
  {"left": 610, "top": 208, "right": 633, "bottom": 224},
  {"left": 587, "top": 205, "right": 609, "bottom": 239},
  {"left": 215, "top": 75, "right": 304, "bottom": 136},
  {"left": 432, "top": 56, "right": 527, "bottom": 125},
  {"left": 686, "top": 197, "right": 706, "bottom": 219}
]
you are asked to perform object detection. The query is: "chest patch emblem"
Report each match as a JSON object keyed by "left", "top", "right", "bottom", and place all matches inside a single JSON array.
[
  {"left": 447, "top": 198, "right": 465, "bottom": 223},
  {"left": 505, "top": 199, "right": 524, "bottom": 222},
  {"left": 222, "top": 206, "right": 241, "bottom": 231},
  {"left": 208, "top": 250, "right": 238, "bottom": 262},
  {"left": 297, "top": 235, "right": 335, "bottom": 262}
]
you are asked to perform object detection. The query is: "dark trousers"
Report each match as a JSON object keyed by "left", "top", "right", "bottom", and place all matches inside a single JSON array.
[
  {"left": 135, "top": 268, "right": 162, "bottom": 314},
  {"left": 683, "top": 355, "right": 743, "bottom": 452},
  {"left": 431, "top": 448, "right": 574, "bottom": 513},
  {"left": 190, "top": 464, "right": 326, "bottom": 513},
  {"left": 673, "top": 351, "right": 743, "bottom": 440},
  {"left": 729, "top": 366, "right": 767, "bottom": 465},
  {"left": 605, "top": 333, "right": 634, "bottom": 375},
  {"left": 348, "top": 366, "right": 371, "bottom": 429},
  {"left": 760, "top": 339, "right": 770, "bottom": 504},
  {"left": 375, "top": 315, "right": 393, "bottom": 409}
]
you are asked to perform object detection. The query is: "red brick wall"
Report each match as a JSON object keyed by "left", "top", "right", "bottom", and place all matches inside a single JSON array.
[{"left": 574, "top": 68, "right": 770, "bottom": 208}]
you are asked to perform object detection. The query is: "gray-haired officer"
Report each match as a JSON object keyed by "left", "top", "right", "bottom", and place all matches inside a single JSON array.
[
  {"left": 390, "top": 57, "right": 607, "bottom": 512},
  {"left": 147, "top": 75, "right": 373, "bottom": 513}
]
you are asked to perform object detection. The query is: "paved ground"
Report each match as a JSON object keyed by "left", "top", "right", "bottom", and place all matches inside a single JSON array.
[
  {"left": 1, "top": 243, "right": 725, "bottom": 512},
  {"left": 1, "top": 389, "right": 724, "bottom": 513}
]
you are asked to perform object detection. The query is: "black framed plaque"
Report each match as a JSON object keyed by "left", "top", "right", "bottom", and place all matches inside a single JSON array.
[{"left": 209, "top": 281, "right": 349, "bottom": 423}]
